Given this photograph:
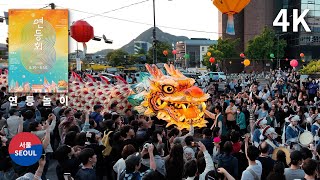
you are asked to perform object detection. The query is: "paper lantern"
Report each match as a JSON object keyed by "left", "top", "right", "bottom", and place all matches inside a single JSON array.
[
  {"left": 270, "top": 54, "right": 275, "bottom": 58},
  {"left": 212, "top": 0, "right": 251, "bottom": 35},
  {"left": 163, "top": 50, "right": 168, "bottom": 56},
  {"left": 172, "top": 50, "right": 177, "bottom": 55},
  {"left": 300, "top": 53, "right": 304, "bottom": 58},
  {"left": 302, "top": 59, "right": 305, "bottom": 63},
  {"left": 184, "top": 54, "right": 190, "bottom": 59},
  {"left": 244, "top": 59, "right": 250, "bottom": 66},
  {"left": 290, "top": 59, "right": 298, "bottom": 67},
  {"left": 70, "top": 20, "right": 94, "bottom": 55},
  {"left": 207, "top": 52, "right": 211, "bottom": 57},
  {"left": 209, "top": 57, "right": 215, "bottom": 63},
  {"left": 229, "top": 61, "right": 232, "bottom": 64},
  {"left": 285, "top": 58, "right": 288, "bottom": 61},
  {"left": 240, "top": 53, "right": 245, "bottom": 58},
  {"left": 70, "top": 20, "right": 94, "bottom": 43}
]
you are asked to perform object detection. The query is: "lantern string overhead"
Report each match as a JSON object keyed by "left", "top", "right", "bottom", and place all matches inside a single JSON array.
[{"left": 212, "top": 0, "right": 251, "bottom": 35}]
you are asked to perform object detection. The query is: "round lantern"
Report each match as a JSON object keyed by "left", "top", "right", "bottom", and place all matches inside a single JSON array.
[
  {"left": 209, "top": 57, "right": 215, "bottom": 63},
  {"left": 70, "top": 20, "right": 94, "bottom": 55},
  {"left": 212, "top": 0, "right": 250, "bottom": 35},
  {"left": 290, "top": 59, "right": 298, "bottom": 67},
  {"left": 243, "top": 59, "right": 250, "bottom": 66},
  {"left": 184, "top": 54, "right": 190, "bottom": 59},
  {"left": 285, "top": 58, "right": 288, "bottom": 61},
  {"left": 270, "top": 53, "right": 275, "bottom": 59},
  {"left": 172, "top": 50, "right": 177, "bottom": 55},
  {"left": 207, "top": 52, "right": 211, "bottom": 57},
  {"left": 163, "top": 50, "right": 168, "bottom": 56},
  {"left": 240, "top": 53, "right": 245, "bottom": 58},
  {"left": 300, "top": 53, "right": 304, "bottom": 58}
]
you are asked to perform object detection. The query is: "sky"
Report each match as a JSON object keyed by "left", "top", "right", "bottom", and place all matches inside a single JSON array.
[{"left": 0, "top": 0, "right": 219, "bottom": 53}]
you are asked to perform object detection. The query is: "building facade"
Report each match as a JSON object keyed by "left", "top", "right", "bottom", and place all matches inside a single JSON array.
[
  {"left": 219, "top": 0, "right": 320, "bottom": 67},
  {"left": 175, "top": 39, "right": 217, "bottom": 68},
  {"left": 134, "top": 41, "right": 152, "bottom": 54}
]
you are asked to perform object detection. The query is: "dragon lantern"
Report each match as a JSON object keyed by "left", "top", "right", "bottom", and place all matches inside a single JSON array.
[{"left": 132, "top": 64, "right": 210, "bottom": 130}]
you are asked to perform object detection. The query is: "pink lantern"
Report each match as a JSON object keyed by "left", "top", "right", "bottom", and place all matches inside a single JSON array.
[
  {"left": 285, "top": 58, "right": 288, "bottom": 61},
  {"left": 172, "top": 50, "right": 177, "bottom": 55},
  {"left": 290, "top": 59, "right": 298, "bottom": 67}
]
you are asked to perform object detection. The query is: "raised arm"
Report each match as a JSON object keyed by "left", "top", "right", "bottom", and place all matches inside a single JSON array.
[{"left": 148, "top": 144, "right": 156, "bottom": 171}]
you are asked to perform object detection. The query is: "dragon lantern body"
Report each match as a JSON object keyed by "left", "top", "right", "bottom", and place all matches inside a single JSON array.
[{"left": 133, "top": 64, "right": 210, "bottom": 130}]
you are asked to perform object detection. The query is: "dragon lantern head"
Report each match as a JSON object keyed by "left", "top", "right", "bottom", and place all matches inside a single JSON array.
[{"left": 140, "top": 64, "right": 210, "bottom": 130}]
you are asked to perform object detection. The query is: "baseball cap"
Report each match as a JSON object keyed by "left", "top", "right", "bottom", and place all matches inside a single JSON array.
[
  {"left": 125, "top": 152, "right": 141, "bottom": 167},
  {"left": 93, "top": 104, "right": 103, "bottom": 111}
]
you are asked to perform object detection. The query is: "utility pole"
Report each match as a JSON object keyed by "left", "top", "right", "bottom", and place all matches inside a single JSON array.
[{"left": 152, "top": 0, "right": 157, "bottom": 64}]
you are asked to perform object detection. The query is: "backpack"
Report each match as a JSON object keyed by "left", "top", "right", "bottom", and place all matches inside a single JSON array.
[{"left": 101, "top": 130, "right": 113, "bottom": 157}]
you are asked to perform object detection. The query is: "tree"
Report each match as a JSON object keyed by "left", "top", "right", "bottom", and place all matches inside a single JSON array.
[
  {"left": 245, "top": 27, "right": 287, "bottom": 60},
  {"left": 202, "top": 37, "right": 239, "bottom": 71},
  {"left": 300, "top": 60, "right": 320, "bottom": 74},
  {"left": 106, "top": 49, "right": 129, "bottom": 67},
  {"left": 147, "top": 41, "right": 173, "bottom": 64}
]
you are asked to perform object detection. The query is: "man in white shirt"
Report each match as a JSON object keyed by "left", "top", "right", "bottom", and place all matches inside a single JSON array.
[
  {"left": 241, "top": 135, "right": 262, "bottom": 180},
  {"left": 225, "top": 100, "right": 237, "bottom": 130},
  {"left": 7, "top": 108, "right": 23, "bottom": 139}
]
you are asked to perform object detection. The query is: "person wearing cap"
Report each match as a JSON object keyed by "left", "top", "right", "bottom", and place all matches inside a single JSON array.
[
  {"left": 89, "top": 105, "right": 103, "bottom": 125},
  {"left": 252, "top": 117, "right": 268, "bottom": 147},
  {"left": 311, "top": 114, "right": 320, "bottom": 136},
  {"left": 285, "top": 115, "right": 304, "bottom": 150},
  {"left": 120, "top": 144, "right": 156, "bottom": 180},
  {"left": 260, "top": 126, "right": 279, "bottom": 154}
]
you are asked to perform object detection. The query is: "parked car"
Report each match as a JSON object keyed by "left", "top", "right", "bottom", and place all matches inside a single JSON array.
[{"left": 199, "top": 72, "right": 227, "bottom": 82}]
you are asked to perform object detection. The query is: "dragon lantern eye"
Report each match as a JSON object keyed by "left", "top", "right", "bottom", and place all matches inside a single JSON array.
[{"left": 162, "top": 85, "right": 175, "bottom": 94}]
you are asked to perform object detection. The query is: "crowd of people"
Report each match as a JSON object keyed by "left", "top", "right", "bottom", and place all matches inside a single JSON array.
[{"left": 0, "top": 68, "right": 320, "bottom": 180}]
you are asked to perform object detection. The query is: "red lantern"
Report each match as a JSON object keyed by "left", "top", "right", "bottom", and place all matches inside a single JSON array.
[
  {"left": 290, "top": 59, "right": 298, "bottom": 67},
  {"left": 240, "top": 53, "right": 245, "bottom": 58},
  {"left": 70, "top": 20, "right": 94, "bottom": 43},
  {"left": 172, "top": 50, "right": 177, "bottom": 55},
  {"left": 300, "top": 53, "right": 304, "bottom": 58},
  {"left": 70, "top": 20, "right": 94, "bottom": 55},
  {"left": 209, "top": 57, "right": 215, "bottom": 64},
  {"left": 163, "top": 50, "right": 168, "bottom": 56}
]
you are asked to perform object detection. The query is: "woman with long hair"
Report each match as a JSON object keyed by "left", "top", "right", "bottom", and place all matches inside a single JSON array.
[{"left": 165, "top": 143, "right": 184, "bottom": 180}]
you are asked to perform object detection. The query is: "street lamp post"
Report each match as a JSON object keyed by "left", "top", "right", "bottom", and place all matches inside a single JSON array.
[{"left": 152, "top": 0, "right": 157, "bottom": 64}]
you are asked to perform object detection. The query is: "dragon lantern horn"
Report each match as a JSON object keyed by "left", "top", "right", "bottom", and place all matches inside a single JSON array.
[
  {"left": 145, "top": 64, "right": 164, "bottom": 79},
  {"left": 164, "top": 64, "right": 185, "bottom": 78}
]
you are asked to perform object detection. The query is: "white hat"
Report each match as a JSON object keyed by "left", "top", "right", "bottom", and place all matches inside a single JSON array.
[
  {"left": 256, "top": 117, "right": 267, "bottom": 127},
  {"left": 291, "top": 115, "right": 300, "bottom": 122},
  {"left": 260, "top": 125, "right": 274, "bottom": 140}
]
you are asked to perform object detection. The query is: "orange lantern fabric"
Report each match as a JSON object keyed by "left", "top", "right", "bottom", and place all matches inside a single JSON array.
[
  {"left": 163, "top": 50, "right": 168, "bottom": 56},
  {"left": 213, "top": 0, "right": 251, "bottom": 35},
  {"left": 300, "top": 53, "right": 304, "bottom": 58}
]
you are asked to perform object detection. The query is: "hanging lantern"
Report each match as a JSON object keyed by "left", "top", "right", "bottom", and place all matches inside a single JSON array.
[
  {"left": 207, "top": 52, "right": 211, "bottom": 57},
  {"left": 300, "top": 53, "right": 304, "bottom": 58},
  {"left": 172, "top": 50, "right": 177, "bottom": 55},
  {"left": 184, "top": 54, "right": 190, "bottom": 59},
  {"left": 302, "top": 59, "right": 305, "bottom": 63},
  {"left": 290, "top": 59, "right": 298, "bottom": 67},
  {"left": 70, "top": 20, "right": 94, "bottom": 55},
  {"left": 285, "top": 58, "right": 288, "bottom": 61},
  {"left": 243, "top": 59, "right": 250, "bottom": 66},
  {"left": 240, "top": 53, "right": 245, "bottom": 58},
  {"left": 163, "top": 50, "right": 168, "bottom": 56},
  {"left": 229, "top": 61, "right": 232, "bottom": 64},
  {"left": 270, "top": 53, "right": 275, "bottom": 59},
  {"left": 212, "top": 0, "right": 251, "bottom": 35},
  {"left": 209, "top": 57, "right": 215, "bottom": 64}
]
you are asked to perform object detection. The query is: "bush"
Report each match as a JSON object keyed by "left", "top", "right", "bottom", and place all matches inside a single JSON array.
[{"left": 300, "top": 60, "right": 320, "bottom": 74}]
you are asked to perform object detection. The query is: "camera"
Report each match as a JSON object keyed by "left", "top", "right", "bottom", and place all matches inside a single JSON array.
[{"left": 144, "top": 143, "right": 151, "bottom": 149}]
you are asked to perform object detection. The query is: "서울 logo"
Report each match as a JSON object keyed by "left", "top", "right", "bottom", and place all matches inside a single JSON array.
[{"left": 8, "top": 132, "right": 43, "bottom": 166}]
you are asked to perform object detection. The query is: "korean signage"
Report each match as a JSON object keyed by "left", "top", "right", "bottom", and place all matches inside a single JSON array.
[{"left": 8, "top": 9, "right": 68, "bottom": 93}]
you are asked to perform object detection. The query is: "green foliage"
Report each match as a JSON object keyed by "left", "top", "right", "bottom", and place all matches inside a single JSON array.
[
  {"left": 106, "top": 49, "right": 129, "bottom": 66},
  {"left": 147, "top": 41, "right": 173, "bottom": 64},
  {"left": 202, "top": 37, "right": 239, "bottom": 71},
  {"left": 300, "top": 60, "right": 320, "bottom": 74},
  {"left": 245, "top": 27, "right": 287, "bottom": 60}
]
